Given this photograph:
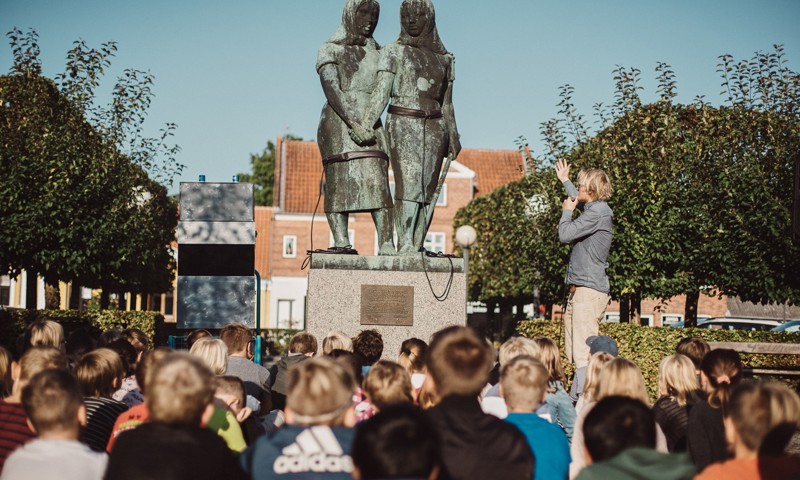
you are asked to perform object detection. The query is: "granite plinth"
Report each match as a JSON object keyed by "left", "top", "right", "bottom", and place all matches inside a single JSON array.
[{"left": 306, "top": 254, "right": 466, "bottom": 360}]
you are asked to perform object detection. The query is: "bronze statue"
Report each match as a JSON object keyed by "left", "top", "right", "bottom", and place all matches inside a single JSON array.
[
  {"left": 364, "top": 0, "right": 461, "bottom": 255},
  {"left": 317, "top": 0, "right": 395, "bottom": 255}
]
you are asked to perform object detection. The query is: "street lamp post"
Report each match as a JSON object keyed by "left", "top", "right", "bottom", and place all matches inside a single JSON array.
[{"left": 455, "top": 224, "right": 477, "bottom": 287}]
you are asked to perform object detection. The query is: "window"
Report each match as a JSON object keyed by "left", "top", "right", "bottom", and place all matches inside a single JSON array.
[
  {"left": 436, "top": 183, "right": 447, "bottom": 206},
  {"left": 424, "top": 232, "right": 446, "bottom": 253},
  {"left": 662, "top": 314, "right": 683, "bottom": 326},
  {"left": 603, "top": 312, "right": 620, "bottom": 323},
  {"left": 282, "top": 235, "right": 297, "bottom": 258},
  {"left": 640, "top": 315, "right": 655, "bottom": 327},
  {"left": 277, "top": 299, "right": 301, "bottom": 329}
]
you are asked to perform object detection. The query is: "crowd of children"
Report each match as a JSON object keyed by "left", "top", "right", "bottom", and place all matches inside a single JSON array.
[{"left": 0, "top": 319, "right": 799, "bottom": 479}]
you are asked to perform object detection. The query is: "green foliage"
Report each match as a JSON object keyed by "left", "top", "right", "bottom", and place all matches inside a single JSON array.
[
  {"left": 238, "top": 135, "right": 301, "bottom": 207},
  {"left": 456, "top": 46, "right": 800, "bottom": 324},
  {"left": 516, "top": 320, "right": 800, "bottom": 401},
  {"left": 1, "top": 28, "right": 182, "bottom": 300},
  {"left": 0, "top": 308, "right": 161, "bottom": 352}
]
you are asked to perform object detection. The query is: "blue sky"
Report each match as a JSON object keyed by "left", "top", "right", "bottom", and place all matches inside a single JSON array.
[{"left": 2, "top": 0, "right": 799, "bottom": 191}]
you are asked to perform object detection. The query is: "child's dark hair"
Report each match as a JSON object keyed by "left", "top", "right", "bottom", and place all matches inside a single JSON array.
[
  {"left": 22, "top": 369, "right": 82, "bottom": 434},
  {"left": 352, "top": 404, "right": 440, "bottom": 479},
  {"left": 329, "top": 349, "right": 363, "bottom": 385},
  {"left": 289, "top": 332, "right": 318, "bottom": 355},
  {"left": 353, "top": 330, "right": 383, "bottom": 366},
  {"left": 700, "top": 348, "right": 743, "bottom": 410},
  {"left": 583, "top": 395, "right": 656, "bottom": 463},
  {"left": 398, "top": 338, "right": 427, "bottom": 374},
  {"left": 676, "top": 337, "right": 710, "bottom": 369}
]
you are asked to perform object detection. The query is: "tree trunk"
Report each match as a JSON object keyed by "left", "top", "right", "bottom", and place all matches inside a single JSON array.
[
  {"left": 100, "top": 287, "right": 110, "bottom": 310},
  {"left": 25, "top": 274, "right": 37, "bottom": 310},
  {"left": 685, "top": 290, "right": 700, "bottom": 327},
  {"left": 117, "top": 292, "right": 126, "bottom": 311},
  {"left": 632, "top": 291, "right": 645, "bottom": 326},
  {"left": 44, "top": 276, "right": 60, "bottom": 310},
  {"left": 620, "top": 294, "right": 630, "bottom": 323},
  {"left": 69, "top": 282, "right": 81, "bottom": 310}
]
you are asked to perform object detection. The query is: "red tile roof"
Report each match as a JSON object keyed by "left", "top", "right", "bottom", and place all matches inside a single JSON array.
[
  {"left": 455, "top": 148, "right": 526, "bottom": 197},
  {"left": 276, "top": 138, "right": 525, "bottom": 213}
]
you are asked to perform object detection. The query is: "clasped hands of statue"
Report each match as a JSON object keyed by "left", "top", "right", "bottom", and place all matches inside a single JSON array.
[{"left": 348, "top": 121, "right": 462, "bottom": 158}]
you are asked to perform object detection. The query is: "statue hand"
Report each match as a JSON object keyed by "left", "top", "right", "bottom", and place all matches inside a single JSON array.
[{"left": 350, "top": 122, "right": 376, "bottom": 146}]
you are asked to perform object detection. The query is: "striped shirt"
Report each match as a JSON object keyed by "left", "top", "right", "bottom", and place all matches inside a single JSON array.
[
  {"left": 0, "top": 399, "right": 36, "bottom": 473},
  {"left": 80, "top": 397, "right": 128, "bottom": 452}
]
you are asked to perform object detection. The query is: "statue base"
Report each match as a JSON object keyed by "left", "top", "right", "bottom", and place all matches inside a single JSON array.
[{"left": 306, "top": 253, "right": 467, "bottom": 360}]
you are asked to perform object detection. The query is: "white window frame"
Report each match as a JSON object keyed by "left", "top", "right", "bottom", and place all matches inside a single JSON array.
[
  {"left": 603, "top": 312, "right": 620, "bottom": 323},
  {"left": 424, "top": 232, "right": 446, "bottom": 253},
  {"left": 282, "top": 235, "right": 297, "bottom": 258}
]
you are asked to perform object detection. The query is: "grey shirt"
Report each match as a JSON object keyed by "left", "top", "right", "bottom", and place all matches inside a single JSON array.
[
  {"left": 559, "top": 180, "right": 613, "bottom": 294},
  {"left": 226, "top": 356, "right": 271, "bottom": 398}
]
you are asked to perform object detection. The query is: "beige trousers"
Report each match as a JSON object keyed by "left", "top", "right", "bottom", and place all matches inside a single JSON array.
[{"left": 564, "top": 287, "right": 610, "bottom": 369}]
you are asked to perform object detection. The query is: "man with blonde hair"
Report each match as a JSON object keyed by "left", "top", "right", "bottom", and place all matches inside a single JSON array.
[
  {"left": 556, "top": 159, "right": 613, "bottom": 369},
  {"left": 425, "top": 326, "right": 534, "bottom": 479},
  {"left": 241, "top": 357, "right": 357, "bottom": 479}
]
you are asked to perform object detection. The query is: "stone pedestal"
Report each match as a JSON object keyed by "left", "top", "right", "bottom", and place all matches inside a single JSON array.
[{"left": 306, "top": 253, "right": 466, "bottom": 360}]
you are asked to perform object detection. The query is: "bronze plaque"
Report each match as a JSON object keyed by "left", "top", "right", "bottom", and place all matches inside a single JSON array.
[{"left": 361, "top": 285, "right": 414, "bottom": 326}]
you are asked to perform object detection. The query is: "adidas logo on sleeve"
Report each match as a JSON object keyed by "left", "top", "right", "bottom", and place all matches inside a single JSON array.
[{"left": 273, "top": 426, "right": 354, "bottom": 475}]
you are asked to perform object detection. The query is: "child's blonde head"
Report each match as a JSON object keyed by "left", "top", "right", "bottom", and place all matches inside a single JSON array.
[
  {"left": 25, "top": 320, "right": 64, "bottom": 351},
  {"left": 725, "top": 381, "right": 800, "bottom": 455},
  {"left": 583, "top": 351, "right": 614, "bottom": 403},
  {"left": 363, "top": 360, "right": 413, "bottom": 411},
  {"left": 147, "top": 352, "right": 215, "bottom": 426},
  {"left": 189, "top": 338, "right": 228, "bottom": 375},
  {"left": 322, "top": 331, "right": 353, "bottom": 355},
  {"left": 597, "top": 358, "right": 650, "bottom": 405},
  {"left": 657, "top": 354, "right": 699, "bottom": 407},
  {"left": 287, "top": 357, "right": 355, "bottom": 426},
  {"left": 500, "top": 355, "right": 549, "bottom": 412},
  {"left": 532, "top": 336, "right": 566, "bottom": 385},
  {"left": 498, "top": 337, "right": 539, "bottom": 367}
]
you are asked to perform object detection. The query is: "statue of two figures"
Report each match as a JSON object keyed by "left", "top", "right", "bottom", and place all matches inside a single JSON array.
[{"left": 316, "top": 0, "right": 461, "bottom": 256}]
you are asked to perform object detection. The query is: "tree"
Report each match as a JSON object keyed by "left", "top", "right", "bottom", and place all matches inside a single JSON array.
[
  {"left": 456, "top": 46, "right": 800, "bottom": 326},
  {"left": 237, "top": 134, "right": 302, "bottom": 207},
  {"left": 0, "top": 28, "right": 183, "bottom": 309}
]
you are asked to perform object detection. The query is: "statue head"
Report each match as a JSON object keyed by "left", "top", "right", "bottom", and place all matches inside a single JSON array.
[
  {"left": 329, "top": 0, "right": 380, "bottom": 46},
  {"left": 397, "top": 0, "right": 447, "bottom": 55}
]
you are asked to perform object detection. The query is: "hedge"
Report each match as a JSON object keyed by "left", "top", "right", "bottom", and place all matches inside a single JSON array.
[
  {"left": 516, "top": 320, "right": 800, "bottom": 401},
  {"left": 1, "top": 308, "right": 161, "bottom": 354}
]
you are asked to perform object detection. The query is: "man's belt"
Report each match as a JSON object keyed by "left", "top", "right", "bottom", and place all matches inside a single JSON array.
[
  {"left": 323, "top": 150, "right": 389, "bottom": 166},
  {"left": 388, "top": 105, "right": 443, "bottom": 119}
]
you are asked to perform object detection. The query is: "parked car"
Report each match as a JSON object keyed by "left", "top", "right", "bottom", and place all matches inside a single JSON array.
[
  {"left": 670, "top": 317, "right": 781, "bottom": 331},
  {"left": 771, "top": 320, "right": 800, "bottom": 333}
]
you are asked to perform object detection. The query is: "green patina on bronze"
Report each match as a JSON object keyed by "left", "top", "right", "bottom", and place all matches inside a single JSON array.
[
  {"left": 318, "top": 0, "right": 460, "bottom": 256},
  {"left": 317, "top": 0, "right": 395, "bottom": 255},
  {"left": 364, "top": 0, "right": 461, "bottom": 255}
]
